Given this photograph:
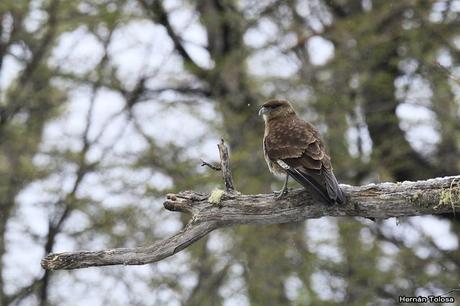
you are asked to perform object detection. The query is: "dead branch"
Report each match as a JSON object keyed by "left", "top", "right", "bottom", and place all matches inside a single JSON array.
[
  {"left": 41, "top": 140, "right": 460, "bottom": 270},
  {"left": 217, "top": 139, "right": 235, "bottom": 192}
]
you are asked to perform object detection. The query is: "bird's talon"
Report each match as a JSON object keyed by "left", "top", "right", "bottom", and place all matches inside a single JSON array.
[{"left": 274, "top": 189, "right": 289, "bottom": 199}]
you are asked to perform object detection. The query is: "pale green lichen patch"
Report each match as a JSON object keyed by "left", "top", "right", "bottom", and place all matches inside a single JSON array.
[
  {"left": 410, "top": 191, "right": 423, "bottom": 206},
  {"left": 208, "top": 188, "right": 225, "bottom": 205},
  {"left": 410, "top": 191, "right": 435, "bottom": 208},
  {"left": 435, "top": 179, "right": 460, "bottom": 214}
]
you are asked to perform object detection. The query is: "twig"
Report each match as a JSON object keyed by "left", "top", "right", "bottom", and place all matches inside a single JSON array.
[
  {"left": 200, "top": 159, "right": 221, "bottom": 171},
  {"left": 433, "top": 62, "right": 460, "bottom": 84}
]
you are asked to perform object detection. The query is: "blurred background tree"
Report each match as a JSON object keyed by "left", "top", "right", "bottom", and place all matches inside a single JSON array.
[{"left": 0, "top": 0, "right": 459, "bottom": 305}]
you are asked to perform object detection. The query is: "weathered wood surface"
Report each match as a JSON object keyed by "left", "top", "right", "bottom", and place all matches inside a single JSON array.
[{"left": 42, "top": 175, "right": 460, "bottom": 270}]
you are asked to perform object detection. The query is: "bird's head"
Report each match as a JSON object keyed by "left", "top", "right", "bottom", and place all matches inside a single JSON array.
[{"left": 258, "top": 99, "right": 295, "bottom": 121}]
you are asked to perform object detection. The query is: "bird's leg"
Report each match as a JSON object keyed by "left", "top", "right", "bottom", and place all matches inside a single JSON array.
[{"left": 274, "top": 174, "right": 289, "bottom": 199}]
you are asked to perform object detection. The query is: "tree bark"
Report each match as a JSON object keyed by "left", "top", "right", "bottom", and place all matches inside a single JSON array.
[{"left": 42, "top": 175, "right": 460, "bottom": 270}]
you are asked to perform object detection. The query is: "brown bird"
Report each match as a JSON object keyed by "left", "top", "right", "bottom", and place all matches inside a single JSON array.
[{"left": 259, "top": 99, "right": 346, "bottom": 204}]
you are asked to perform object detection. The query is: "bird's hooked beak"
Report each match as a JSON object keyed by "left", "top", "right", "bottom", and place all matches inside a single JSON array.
[{"left": 258, "top": 106, "right": 270, "bottom": 116}]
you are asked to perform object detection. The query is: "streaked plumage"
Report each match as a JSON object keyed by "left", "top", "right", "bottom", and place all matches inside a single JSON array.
[{"left": 259, "top": 99, "right": 346, "bottom": 204}]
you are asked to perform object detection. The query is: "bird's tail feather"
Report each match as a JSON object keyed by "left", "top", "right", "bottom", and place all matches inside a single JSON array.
[
  {"left": 322, "top": 168, "right": 346, "bottom": 204},
  {"left": 286, "top": 168, "right": 333, "bottom": 205}
]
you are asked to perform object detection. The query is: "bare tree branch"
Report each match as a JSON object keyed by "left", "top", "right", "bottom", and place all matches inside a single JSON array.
[
  {"left": 41, "top": 140, "right": 460, "bottom": 271},
  {"left": 41, "top": 174, "right": 460, "bottom": 270}
]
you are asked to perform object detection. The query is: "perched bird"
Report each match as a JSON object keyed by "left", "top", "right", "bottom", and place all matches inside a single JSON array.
[{"left": 259, "top": 99, "right": 346, "bottom": 204}]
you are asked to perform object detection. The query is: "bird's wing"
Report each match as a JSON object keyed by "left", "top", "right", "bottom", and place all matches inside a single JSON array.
[{"left": 266, "top": 119, "right": 345, "bottom": 204}]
